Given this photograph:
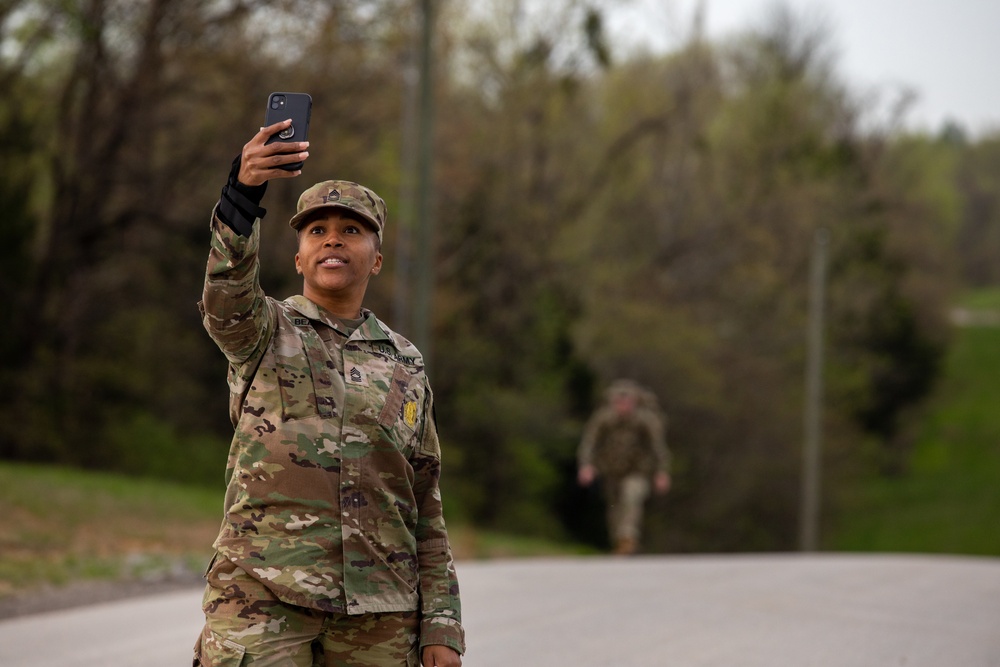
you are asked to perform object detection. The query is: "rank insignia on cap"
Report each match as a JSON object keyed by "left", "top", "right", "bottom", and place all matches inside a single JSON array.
[
  {"left": 322, "top": 189, "right": 341, "bottom": 203},
  {"left": 403, "top": 401, "right": 418, "bottom": 428}
]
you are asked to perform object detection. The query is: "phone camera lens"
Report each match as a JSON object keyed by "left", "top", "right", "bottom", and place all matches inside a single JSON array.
[{"left": 271, "top": 101, "right": 279, "bottom": 109}]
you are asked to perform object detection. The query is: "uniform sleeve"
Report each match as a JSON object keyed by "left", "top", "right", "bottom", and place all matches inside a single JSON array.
[
  {"left": 577, "top": 411, "right": 605, "bottom": 467},
  {"left": 645, "top": 410, "right": 671, "bottom": 473},
  {"left": 411, "top": 386, "right": 465, "bottom": 655},
  {"left": 199, "top": 208, "right": 275, "bottom": 368},
  {"left": 198, "top": 209, "right": 276, "bottom": 426}
]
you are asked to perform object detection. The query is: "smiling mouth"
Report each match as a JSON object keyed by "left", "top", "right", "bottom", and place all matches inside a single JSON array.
[{"left": 319, "top": 256, "right": 347, "bottom": 266}]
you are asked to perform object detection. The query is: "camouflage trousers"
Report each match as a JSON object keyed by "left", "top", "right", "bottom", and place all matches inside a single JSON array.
[
  {"left": 193, "top": 556, "right": 419, "bottom": 667},
  {"left": 603, "top": 473, "right": 651, "bottom": 543}
]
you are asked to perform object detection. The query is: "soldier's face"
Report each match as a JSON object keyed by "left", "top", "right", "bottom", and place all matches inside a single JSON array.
[
  {"left": 294, "top": 210, "right": 382, "bottom": 305},
  {"left": 612, "top": 395, "right": 636, "bottom": 416}
]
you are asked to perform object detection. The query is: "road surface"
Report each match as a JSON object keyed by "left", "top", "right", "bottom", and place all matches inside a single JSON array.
[{"left": 1, "top": 553, "right": 998, "bottom": 666}]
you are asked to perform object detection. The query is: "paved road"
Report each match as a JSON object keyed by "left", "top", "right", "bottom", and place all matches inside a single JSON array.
[{"left": 1, "top": 553, "right": 998, "bottom": 666}]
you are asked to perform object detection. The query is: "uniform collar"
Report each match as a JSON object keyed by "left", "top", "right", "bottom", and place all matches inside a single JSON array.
[{"left": 283, "top": 295, "right": 392, "bottom": 342}]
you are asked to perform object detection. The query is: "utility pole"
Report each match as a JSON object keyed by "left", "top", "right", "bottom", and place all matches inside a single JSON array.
[
  {"left": 412, "top": 0, "right": 436, "bottom": 372},
  {"left": 392, "top": 18, "right": 419, "bottom": 333},
  {"left": 799, "top": 227, "right": 829, "bottom": 552}
]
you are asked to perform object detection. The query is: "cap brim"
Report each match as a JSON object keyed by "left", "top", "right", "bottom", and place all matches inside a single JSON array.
[{"left": 289, "top": 203, "right": 380, "bottom": 236}]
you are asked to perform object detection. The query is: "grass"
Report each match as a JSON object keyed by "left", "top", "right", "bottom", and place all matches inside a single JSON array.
[
  {"left": 829, "top": 290, "right": 1000, "bottom": 555},
  {"left": 449, "top": 527, "right": 597, "bottom": 560},
  {"left": 0, "top": 463, "right": 222, "bottom": 596},
  {"left": 956, "top": 286, "right": 1000, "bottom": 310}
]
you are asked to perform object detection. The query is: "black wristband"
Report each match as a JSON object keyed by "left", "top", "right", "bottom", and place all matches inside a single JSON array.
[
  {"left": 216, "top": 154, "right": 268, "bottom": 237},
  {"left": 232, "top": 181, "right": 266, "bottom": 206}
]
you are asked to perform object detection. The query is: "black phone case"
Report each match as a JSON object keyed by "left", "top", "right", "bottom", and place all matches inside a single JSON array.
[{"left": 264, "top": 92, "right": 312, "bottom": 171}]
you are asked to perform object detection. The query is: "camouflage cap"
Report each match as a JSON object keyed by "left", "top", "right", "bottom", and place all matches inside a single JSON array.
[
  {"left": 288, "top": 180, "right": 387, "bottom": 243},
  {"left": 607, "top": 379, "right": 642, "bottom": 398}
]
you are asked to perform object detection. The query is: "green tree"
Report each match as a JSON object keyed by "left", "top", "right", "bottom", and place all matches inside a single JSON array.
[
  {"left": 0, "top": 0, "right": 417, "bottom": 483},
  {"left": 955, "top": 133, "right": 1000, "bottom": 287},
  {"left": 430, "top": 0, "right": 614, "bottom": 535}
]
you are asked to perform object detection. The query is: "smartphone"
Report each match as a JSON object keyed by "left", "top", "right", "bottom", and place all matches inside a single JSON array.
[{"left": 264, "top": 92, "right": 312, "bottom": 171}]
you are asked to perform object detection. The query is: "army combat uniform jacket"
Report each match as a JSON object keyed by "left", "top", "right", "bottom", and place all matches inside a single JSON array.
[
  {"left": 199, "top": 217, "right": 464, "bottom": 654},
  {"left": 577, "top": 406, "right": 670, "bottom": 480}
]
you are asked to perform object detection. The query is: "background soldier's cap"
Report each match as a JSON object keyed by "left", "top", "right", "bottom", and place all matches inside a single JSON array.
[
  {"left": 288, "top": 180, "right": 387, "bottom": 242},
  {"left": 607, "top": 379, "right": 642, "bottom": 398}
]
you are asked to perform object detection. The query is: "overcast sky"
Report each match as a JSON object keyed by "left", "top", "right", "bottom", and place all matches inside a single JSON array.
[{"left": 604, "top": 0, "right": 1000, "bottom": 136}]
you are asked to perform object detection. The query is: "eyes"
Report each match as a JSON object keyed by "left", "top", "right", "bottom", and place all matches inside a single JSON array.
[{"left": 308, "top": 223, "right": 362, "bottom": 236}]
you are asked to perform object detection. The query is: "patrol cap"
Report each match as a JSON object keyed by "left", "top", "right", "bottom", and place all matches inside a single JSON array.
[
  {"left": 288, "top": 180, "right": 387, "bottom": 243},
  {"left": 607, "top": 379, "right": 642, "bottom": 398}
]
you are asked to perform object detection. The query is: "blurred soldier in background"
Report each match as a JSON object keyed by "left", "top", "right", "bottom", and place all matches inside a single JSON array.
[{"left": 577, "top": 379, "right": 671, "bottom": 555}]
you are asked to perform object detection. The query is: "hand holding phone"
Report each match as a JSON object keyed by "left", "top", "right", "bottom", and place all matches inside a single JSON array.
[{"left": 264, "top": 92, "right": 312, "bottom": 171}]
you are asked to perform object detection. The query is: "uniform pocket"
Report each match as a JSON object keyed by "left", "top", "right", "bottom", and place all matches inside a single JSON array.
[
  {"left": 275, "top": 333, "right": 319, "bottom": 420},
  {"left": 193, "top": 626, "right": 246, "bottom": 666},
  {"left": 375, "top": 363, "right": 424, "bottom": 453},
  {"left": 274, "top": 327, "right": 335, "bottom": 421},
  {"left": 377, "top": 364, "right": 416, "bottom": 429}
]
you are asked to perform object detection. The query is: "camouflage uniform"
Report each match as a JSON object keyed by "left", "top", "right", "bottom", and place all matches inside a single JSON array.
[
  {"left": 194, "top": 190, "right": 464, "bottom": 664},
  {"left": 577, "top": 381, "right": 670, "bottom": 552}
]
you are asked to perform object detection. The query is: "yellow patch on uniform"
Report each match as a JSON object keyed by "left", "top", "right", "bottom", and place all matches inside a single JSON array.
[{"left": 403, "top": 400, "right": 418, "bottom": 428}]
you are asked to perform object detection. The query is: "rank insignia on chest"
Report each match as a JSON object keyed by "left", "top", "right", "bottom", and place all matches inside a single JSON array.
[
  {"left": 348, "top": 366, "right": 368, "bottom": 385},
  {"left": 403, "top": 400, "right": 418, "bottom": 428}
]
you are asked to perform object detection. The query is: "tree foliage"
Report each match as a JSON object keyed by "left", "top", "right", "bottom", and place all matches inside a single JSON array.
[{"left": 0, "top": 0, "right": 986, "bottom": 550}]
